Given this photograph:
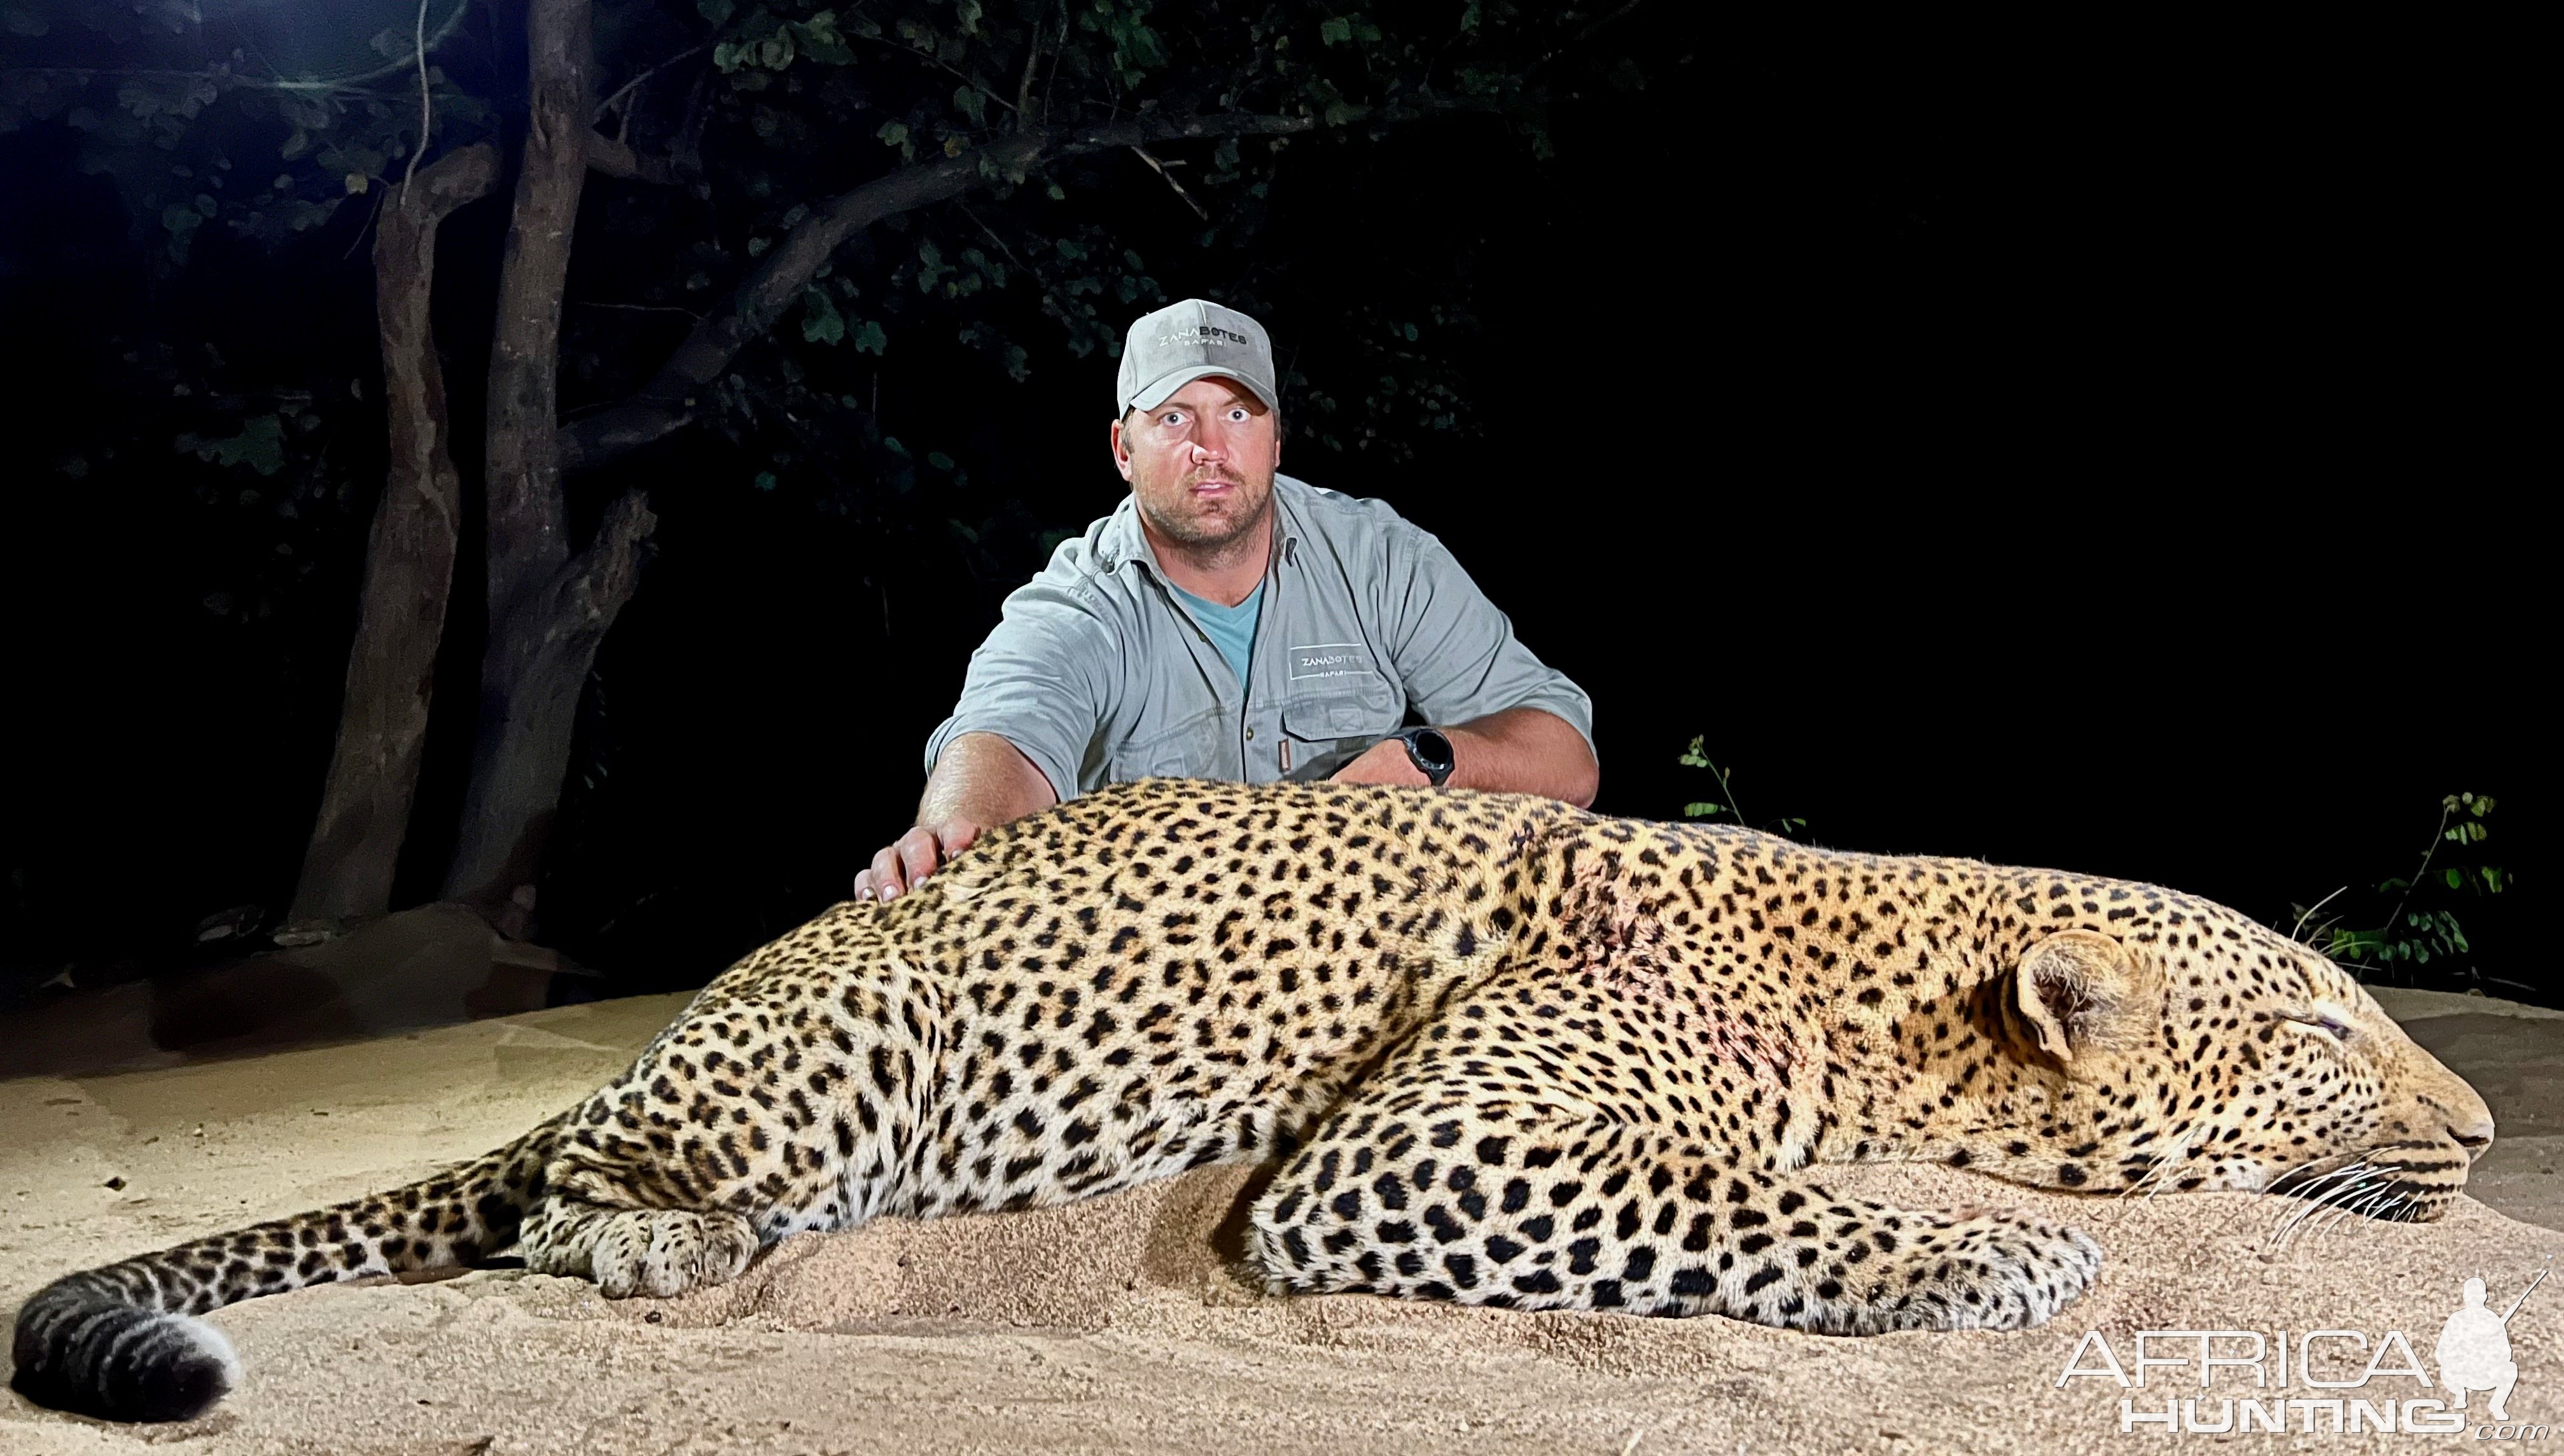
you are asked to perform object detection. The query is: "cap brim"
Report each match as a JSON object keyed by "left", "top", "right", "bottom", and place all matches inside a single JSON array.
[{"left": 1125, "top": 366, "right": 1279, "bottom": 415}]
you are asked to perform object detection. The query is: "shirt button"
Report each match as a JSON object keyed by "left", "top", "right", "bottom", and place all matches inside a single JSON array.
[{"left": 1244, "top": 727, "right": 1256, "bottom": 740}]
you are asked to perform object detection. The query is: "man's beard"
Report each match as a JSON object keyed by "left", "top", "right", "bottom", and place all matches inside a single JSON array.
[{"left": 1137, "top": 466, "right": 1272, "bottom": 551}]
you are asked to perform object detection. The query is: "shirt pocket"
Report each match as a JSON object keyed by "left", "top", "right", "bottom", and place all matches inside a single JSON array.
[
  {"left": 1108, "top": 705, "right": 1225, "bottom": 782},
  {"left": 1279, "top": 683, "right": 1405, "bottom": 780}
]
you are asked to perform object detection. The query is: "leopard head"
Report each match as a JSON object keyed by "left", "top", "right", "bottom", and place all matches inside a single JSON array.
[{"left": 1975, "top": 910, "right": 2493, "bottom": 1222}]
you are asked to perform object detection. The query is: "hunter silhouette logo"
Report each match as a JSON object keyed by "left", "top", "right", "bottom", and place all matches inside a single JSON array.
[{"left": 2439, "top": 1264, "right": 2545, "bottom": 1422}]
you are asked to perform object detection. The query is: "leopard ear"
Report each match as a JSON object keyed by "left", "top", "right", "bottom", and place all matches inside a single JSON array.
[{"left": 2012, "top": 929, "right": 2146, "bottom": 1065}]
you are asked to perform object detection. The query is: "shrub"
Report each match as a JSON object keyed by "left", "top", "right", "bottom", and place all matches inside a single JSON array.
[{"left": 2290, "top": 793, "right": 2514, "bottom": 994}]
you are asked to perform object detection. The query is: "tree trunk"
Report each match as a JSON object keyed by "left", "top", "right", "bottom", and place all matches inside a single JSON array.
[
  {"left": 279, "top": 144, "right": 498, "bottom": 943},
  {"left": 441, "top": 0, "right": 656, "bottom": 934}
]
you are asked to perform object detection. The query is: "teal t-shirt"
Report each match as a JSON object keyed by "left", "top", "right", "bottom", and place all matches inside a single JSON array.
[{"left": 1170, "top": 579, "right": 1264, "bottom": 691}]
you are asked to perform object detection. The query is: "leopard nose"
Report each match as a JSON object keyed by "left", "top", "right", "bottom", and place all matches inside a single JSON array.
[
  {"left": 2451, "top": 1114, "right": 2496, "bottom": 1160},
  {"left": 2427, "top": 1074, "right": 2497, "bottom": 1159}
]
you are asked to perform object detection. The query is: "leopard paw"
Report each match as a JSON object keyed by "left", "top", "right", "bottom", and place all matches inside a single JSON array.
[
  {"left": 1858, "top": 1207, "right": 2101, "bottom": 1333},
  {"left": 528, "top": 1208, "right": 758, "bottom": 1299}
]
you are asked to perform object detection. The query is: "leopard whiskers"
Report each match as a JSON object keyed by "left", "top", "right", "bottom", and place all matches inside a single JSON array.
[
  {"left": 2096, "top": 1121, "right": 2210, "bottom": 1236},
  {"left": 2266, "top": 1159, "right": 2407, "bottom": 1255},
  {"left": 2299, "top": 1182, "right": 2397, "bottom": 1251},
  {"left": 2262, "top": 1159, "right": 2385, "bottom": 1254},
  {"left": 2170, "top": 1155, "right": 2355, "bottom": 1275}
]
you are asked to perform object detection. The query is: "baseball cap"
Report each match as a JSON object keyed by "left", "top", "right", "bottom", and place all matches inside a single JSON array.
[{"left": 1115, "top": 298, "right": 1281, "bottom": 417}]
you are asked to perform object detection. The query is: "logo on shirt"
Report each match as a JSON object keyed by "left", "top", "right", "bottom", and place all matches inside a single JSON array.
[{"left": 1289, "top": 643, "right": 1374, "bottom": 681}]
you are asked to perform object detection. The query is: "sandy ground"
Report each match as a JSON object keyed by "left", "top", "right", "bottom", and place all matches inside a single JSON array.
[{"left": 4, "top": 987, "right": 2561, "bottom": 1455}]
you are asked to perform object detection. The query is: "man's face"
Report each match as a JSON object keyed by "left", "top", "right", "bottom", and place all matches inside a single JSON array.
[{"left": 1110, "top": 376, "right": 1280, "bottom": 550}]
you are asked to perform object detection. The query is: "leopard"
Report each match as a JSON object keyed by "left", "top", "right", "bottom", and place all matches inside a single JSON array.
[{"left": 11, "top": 779, "right": 2495, "bottom": 1422}]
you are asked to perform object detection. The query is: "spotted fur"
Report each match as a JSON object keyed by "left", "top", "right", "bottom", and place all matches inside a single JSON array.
[{"left": 11, "top": 780, "right": 2494, "bottom": 1420}]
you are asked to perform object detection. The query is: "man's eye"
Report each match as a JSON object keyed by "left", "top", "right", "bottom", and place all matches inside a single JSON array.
[
  {"left": 1159, "top": 412, "right": 1185, "bottom": 426},
  {"left": 1228, "top": 408, "right": 1249, "bottom": 422}
]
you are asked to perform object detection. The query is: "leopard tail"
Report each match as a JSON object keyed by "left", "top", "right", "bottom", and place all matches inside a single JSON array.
[{"left": 10, "top": 1111, "right": 566, "bottom": 1423}]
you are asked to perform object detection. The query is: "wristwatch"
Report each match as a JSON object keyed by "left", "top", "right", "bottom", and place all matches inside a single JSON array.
[{"left": 1395, "top": 727, "right": 1455, "bottom": 786}]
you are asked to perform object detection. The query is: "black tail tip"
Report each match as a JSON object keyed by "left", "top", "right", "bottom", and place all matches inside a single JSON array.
[{"left": 12, "top": 1306, "right": 239, "bottom": 1424}]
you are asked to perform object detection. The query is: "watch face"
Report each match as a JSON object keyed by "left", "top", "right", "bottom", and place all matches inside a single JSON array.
[
  {"left": 1416, "top": 729, "right": 1453, "bottom": 769},
  {"left": 1405, "top": 728, "right": 1454, "bottom": 782}
]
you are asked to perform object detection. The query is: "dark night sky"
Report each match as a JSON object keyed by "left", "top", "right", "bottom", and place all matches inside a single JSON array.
[{"left": 1, "top": 17, "right": 2542, "bottom": 1004}]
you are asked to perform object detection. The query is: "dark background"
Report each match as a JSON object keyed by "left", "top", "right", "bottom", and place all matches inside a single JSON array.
[{"left": 2, "top": 17, "right": 2540, "bottom": 1008}]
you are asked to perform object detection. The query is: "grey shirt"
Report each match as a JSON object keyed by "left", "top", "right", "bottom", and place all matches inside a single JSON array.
[{"left": 924, "top": 474, "right": 1594, "bottom": 799}]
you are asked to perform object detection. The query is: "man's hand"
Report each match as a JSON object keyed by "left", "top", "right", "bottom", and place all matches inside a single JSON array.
[
  {"left": 1330, "top": 737, "right": 1432, "bottom": 787},
  {"left": 854, "top": 731, "right": 1059, "bottom": 903},
  {"left": 854, "top": 817, "right": 984, "bottom": 902}
]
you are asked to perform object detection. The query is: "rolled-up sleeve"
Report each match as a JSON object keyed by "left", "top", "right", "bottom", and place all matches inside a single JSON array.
[
  {"left": 923, "top": 560, "right": 1119, "bottom": 803},
  {"left": 1381, "top": 523, "right": 1595, "bottom": 754}
]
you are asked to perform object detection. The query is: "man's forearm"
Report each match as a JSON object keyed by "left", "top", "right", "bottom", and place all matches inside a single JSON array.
[
  {"left": 1446, "top": 707, "right": 1599, "bottom": 806},
  {"left": 858, "top": 733, "right": 1059, "bottom": 899},
  {"left": 921, "top": 731, "right": 1059, "bottom": 832}
]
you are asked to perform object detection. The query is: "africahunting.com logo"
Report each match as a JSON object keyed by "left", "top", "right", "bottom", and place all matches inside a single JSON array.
[{"left": 2056, "top": 1264, "right": 2548, "bottom": 1438}]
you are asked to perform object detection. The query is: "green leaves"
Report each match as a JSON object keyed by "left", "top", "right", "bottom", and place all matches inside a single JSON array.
[
  {"left": 798, "top": 284, "right": 885, "bottom": 353},
  {"left": 202, "top": 414, "right": 286, "bottom": 475},
  {"left": 800, "top": 286, "right": 846, "bottom": 344},
  {"left": 1318, "top": 14, "right": 1379, "bottom": 46},
  {"left": 2325, "top": 908, "right": 2475, "bottom": 967},
  {"left": 800, "top": 9, "right": 853, "bottom": 60},
  {"left": 1673, "top": 737, "right": 1805, "bottom": 840},
  {"left": 2294, "top": 791, "right": 2507, "bottom": 990},
  {"left": 713, "top": 8, "right": 856, "bottom": 73}
]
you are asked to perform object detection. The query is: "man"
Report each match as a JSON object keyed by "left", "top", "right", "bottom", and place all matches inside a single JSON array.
[
  {"left": 855, "top": 298, "right": 1596, "bottom": 901},
  {"left": 2436, "top": 1276, "right": 2522, "bottom": 1422}
]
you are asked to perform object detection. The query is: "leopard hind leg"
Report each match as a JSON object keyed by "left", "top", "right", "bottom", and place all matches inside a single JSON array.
[{"left": 513, "top": 949, "right": 944, "bottom": 1299}]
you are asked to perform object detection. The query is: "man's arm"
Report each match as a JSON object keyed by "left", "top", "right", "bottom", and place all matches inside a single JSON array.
[
  {"left": 865, "top": 530, "right": 1120, "bottom": 901},
  {"left": 1331, "top": 705, "right": 1598, "bottom": 806},
  {"left": 1352, "top": 513, "right": 1598, "bottom": 803},
  {"left": 855, "top": 731, "right": 1058, "bottom": 901}
]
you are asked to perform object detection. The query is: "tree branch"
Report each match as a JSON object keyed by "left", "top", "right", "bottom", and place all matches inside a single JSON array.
[
  {"left": 1014, "top": 2, "right": 1048, "bottom": 126},
  {"left": 5, "top": 0, "right": 473, "bottom": 95},
  {"left": 858, "top": 32, "right": 1017, "bottom": 118},
  {"left": 571, "top": 490, "right": 658, "bottom": 627},
  {"left": 559, "top": 98, "right": 1496, "bottom": 471},
  {"left": 1130, "top": 146, "right": 1206, "bottom": 220},
  {"left": 594, "top": 43, "right": 705, "bottom": 127},
  {"left": 585, "top": 130, "right": 692, "bottom": 184},
  {"left": 399, "top": 0, "right": 433, "bottom": 200}
]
